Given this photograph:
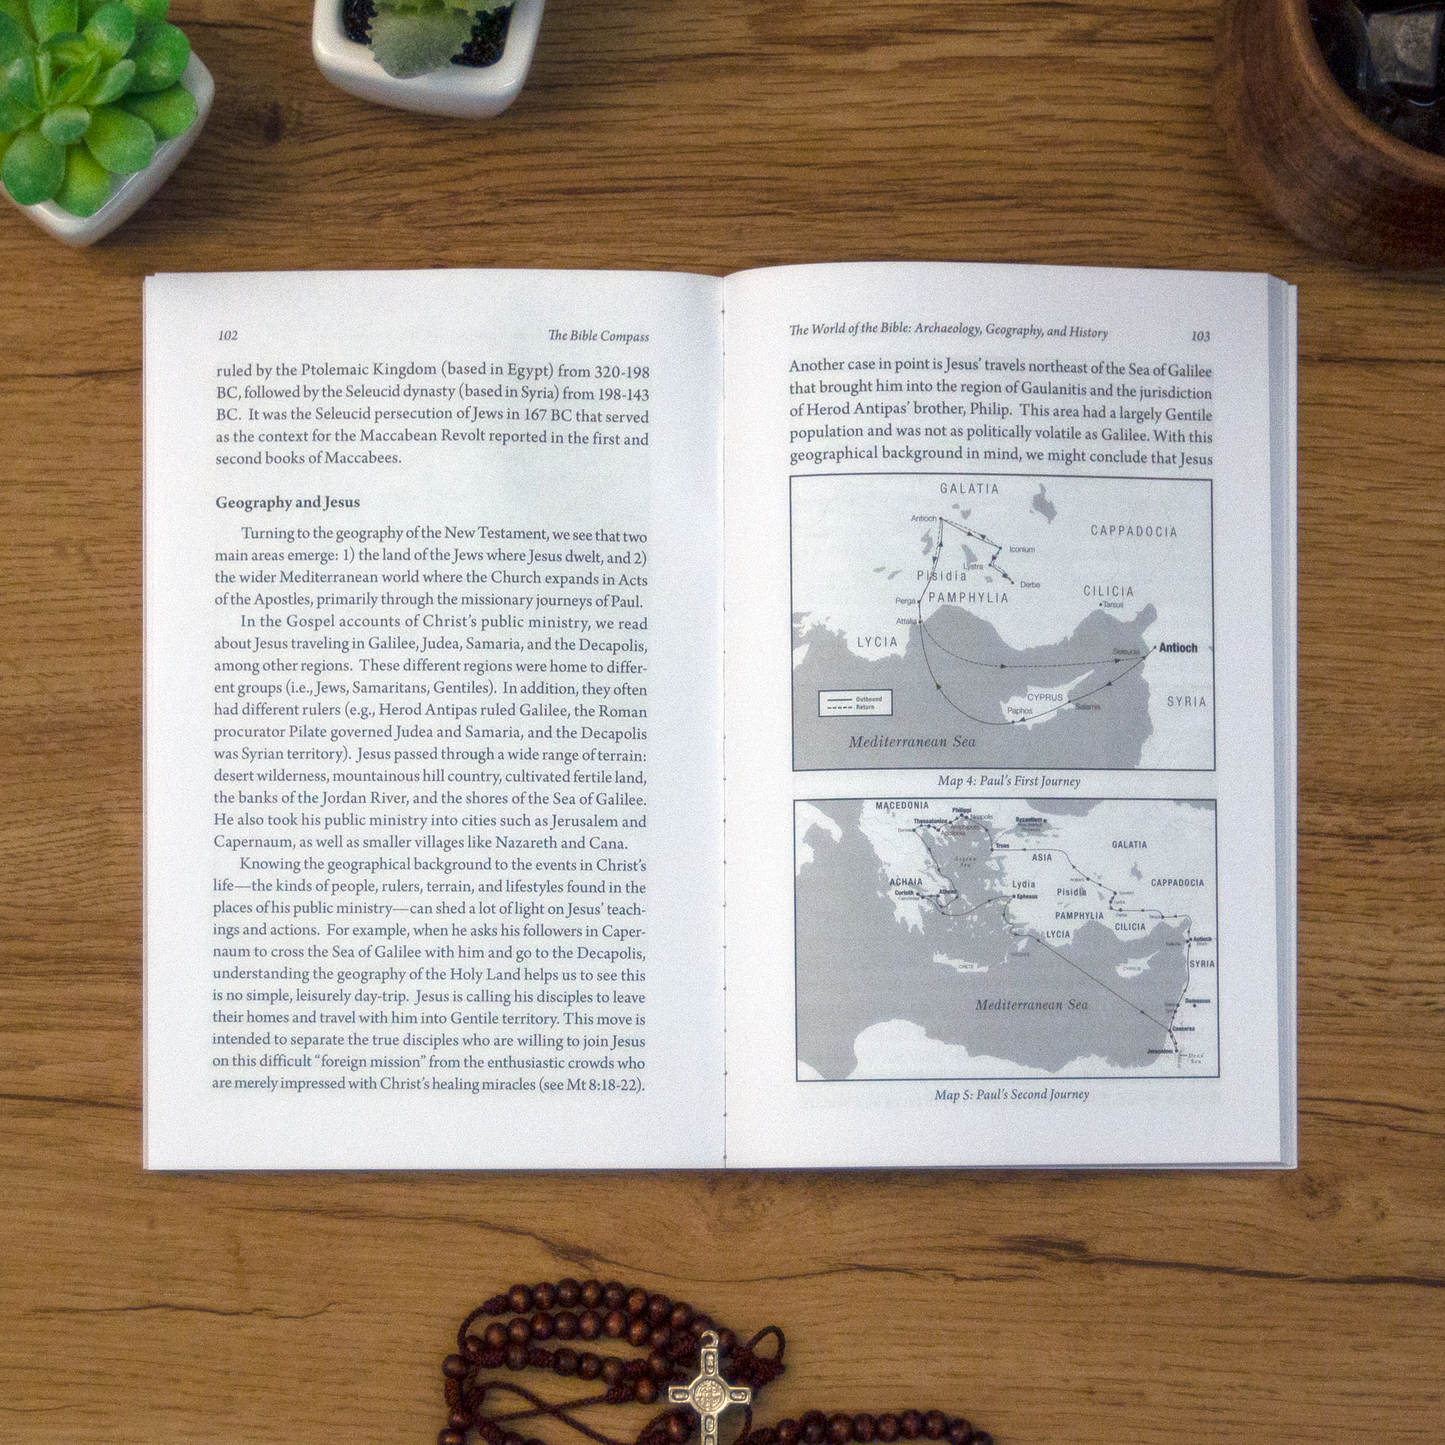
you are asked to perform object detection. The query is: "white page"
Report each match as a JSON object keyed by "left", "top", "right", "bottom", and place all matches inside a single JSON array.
[
  {"left": 721, "top": 262, "right": 1296, "bottom": 1168},
  {"left": 145, "top": 269, "right": 725, "bottom": 1168}
]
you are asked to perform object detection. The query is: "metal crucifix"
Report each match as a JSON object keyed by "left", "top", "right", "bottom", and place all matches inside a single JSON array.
[{"left": 669, "top": 1331, "right": 751, "bottom": 1445}]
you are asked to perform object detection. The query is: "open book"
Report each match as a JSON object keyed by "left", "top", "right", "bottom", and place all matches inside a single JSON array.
[{"left": 144, "top": 262, "right": 1297, "bottom": 1169}]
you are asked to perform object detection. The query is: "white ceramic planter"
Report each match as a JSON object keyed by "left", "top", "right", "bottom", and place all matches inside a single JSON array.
[
  {"left": 312, "top": 0, "right": 545, "bottom": 118},
  {"left": 6, "top": 53, "right": 214, "bottom": 247}
]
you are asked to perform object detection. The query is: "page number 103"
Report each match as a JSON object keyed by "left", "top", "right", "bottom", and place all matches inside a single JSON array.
[{"left": 1192, "top": 330, "right": 1211, "bottom": 342}]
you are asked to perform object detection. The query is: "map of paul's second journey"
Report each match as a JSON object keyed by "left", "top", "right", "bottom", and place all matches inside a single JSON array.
[
  {"left": 791, "top": 472, "right": 1215, "bottom": 771},
  {"left": 795, "top": 797, "right": 1219, "bottom": 1082}
]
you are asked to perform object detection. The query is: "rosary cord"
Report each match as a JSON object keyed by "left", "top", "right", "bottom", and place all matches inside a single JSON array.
[{"left": 472, "top": 1381, "right": 641, "bottom": 1445}]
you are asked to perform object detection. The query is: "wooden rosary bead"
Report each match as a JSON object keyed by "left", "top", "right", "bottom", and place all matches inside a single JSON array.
[
  {"left": 636, "top": 1376, "right": 658, "bottom": 1404},
  {"left": 505, "top": 1343, "right": 528, "bottom": 1370},
  {"left": 604, "top": 1282, "right": 628, "bottom": 1310},
  {"left": 579, "top": 1352, "right": 603, "bottom": 1379},
  {"left": 556, "top": 1278, "right": 581, "bottom": 1307},
  {"left": 439, "top": 1430, "right": 467, "bottom": 1445},
  {"left": 531, "top": 1313, "right": 555, "bottom": 1341},
  {"left": 853, "top": 1415, "right": 877, "bottom": 1442},
  {"left": 899, "top": 1411, "right": 925, "bottom": 1440},
  {"left": 581, "top": 1280, "right": 605, "bottom": 1308},
  {"left": 923, "top": 1412, "right": 948, "bottom": 1440},
  {"left": 508, "top": 1318, "right": 532, "bottom": 1345},
  {"left": 945, "top": 1423, "right": 970, "bottom": 1445},
  {"left": 666, "top": 1412, "right": 692, "bottom": 1443},
  {"left": 875, "top": 1415, "right": 900, "bottom": 1441},
  {"left": 534, "top": 1282, "right": 557, "bottom": 1310},
  {"left": 508, "top": 1286, "right": 534, "bottom": 1315},
  {"left": 776, "top": 1419, "right": 801, "bottom": 1445},
  {"left": 627, "top": 1288, "right": 650, "bottom": 1316},
  {"left": 449, "top": 1409, "right": 471, "bottom": 1430},
  {"left": 605, "top": 1310, "right": 628, "bottom": 1339},
  {"left": 554, "top": 1311, "right": 579, "bottom": 1340},
  {"left": 553, "top": 1347, "right": 579, "bottom": 1375},
  {"left": 647, "top": 1295, "right": 671, "bottom": 1325},
  {"left": 828, "top": 1414, "right": 853, "bottom": 1444},
  {"left": 802, "top": 1412, "right": 828, "bottom": 1445},
  {"left": 628, "top": 1318, "right": 651, "bottom": 1347},
  {"left": 669, "top": 1303, "right": 693, "bottom": 1330},
  {"left": 443, "top": 1354, "right": 470, "bottom": 1381},
  {"left": 601, "top": 1357, "right": 626, "bottom": 1385},
  {"left": 483, "top": 1322, "right": 509, "bottom": 1349},
  {"left": 463, "top": 1334, "right": 485, "bottom": 1362},
  {"left": 580, "top": 1311, "right": 603, "bottom": 1340}
]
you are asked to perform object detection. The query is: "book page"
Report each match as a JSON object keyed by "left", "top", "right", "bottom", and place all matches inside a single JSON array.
[
  {"left": 145, "top": 269, "right": 725, "bottom": 1169},
  {"left": 721, "top": 262, "right": 1296, "bottom": 1168}
]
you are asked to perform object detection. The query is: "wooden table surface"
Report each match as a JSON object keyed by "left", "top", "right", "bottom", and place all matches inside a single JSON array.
[{"left": 3, "top": 2, "right": 1442, "bottom": 1441}]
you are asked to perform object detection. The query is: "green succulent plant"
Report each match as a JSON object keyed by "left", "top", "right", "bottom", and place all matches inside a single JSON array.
[
  {"left": 369, "top": 0, "right": 509, "bottom": 79},
  {"left": 0, "top": 0, "right": 197, "bottom": 217}
]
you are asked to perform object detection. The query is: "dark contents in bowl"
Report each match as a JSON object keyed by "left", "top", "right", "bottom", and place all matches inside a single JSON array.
[
  {"left": 1309, "top": 1, "right": 1445, "bottom": 154},
  {"left": 455, "top": 6, "right": 512, "bottom": 66},
  {"left": 339, "top": 0, "right": 514, "bottom": 67},
  {"left": 342, "top": 0, "right": 375, "bottom": 44}
]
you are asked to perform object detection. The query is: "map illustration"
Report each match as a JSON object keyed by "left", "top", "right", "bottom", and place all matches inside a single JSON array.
[
  {"left": 791, "top": 473, "right": 1215, "bottom": 771},
  {"left": 795, "top": 797, "right": 1219, "bottom": 1080}
]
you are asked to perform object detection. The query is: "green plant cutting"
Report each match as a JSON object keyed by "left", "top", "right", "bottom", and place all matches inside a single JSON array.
[
  {"left": 359, "top": 0, "right": 512, "bottom": 79},
  {"left": 0, "top": 0, "right": 196, "bottom": 217}
]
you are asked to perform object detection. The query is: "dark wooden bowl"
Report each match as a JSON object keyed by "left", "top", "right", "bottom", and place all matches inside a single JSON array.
[{"left": 1215, "top": 0, "right": 1445, "bottom": 266}]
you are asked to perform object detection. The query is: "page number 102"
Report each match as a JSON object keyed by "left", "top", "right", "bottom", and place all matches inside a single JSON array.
[{"left": 219, "top": 329, "right": 238, "bottom": 341}]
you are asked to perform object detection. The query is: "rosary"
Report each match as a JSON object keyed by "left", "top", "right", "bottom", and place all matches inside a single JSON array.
[{"left": 438, "top": 1281, "right": 994, "bottom": 1445}]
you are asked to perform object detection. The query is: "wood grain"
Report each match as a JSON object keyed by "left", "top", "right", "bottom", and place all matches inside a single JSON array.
[{"left": 2, "top": 3, "right": 1443, "bottom": 1443}]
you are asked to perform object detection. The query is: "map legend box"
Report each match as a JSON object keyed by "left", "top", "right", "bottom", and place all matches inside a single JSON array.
[{"left": 818, "top": 689, "right": 894, "bottom": 717}]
